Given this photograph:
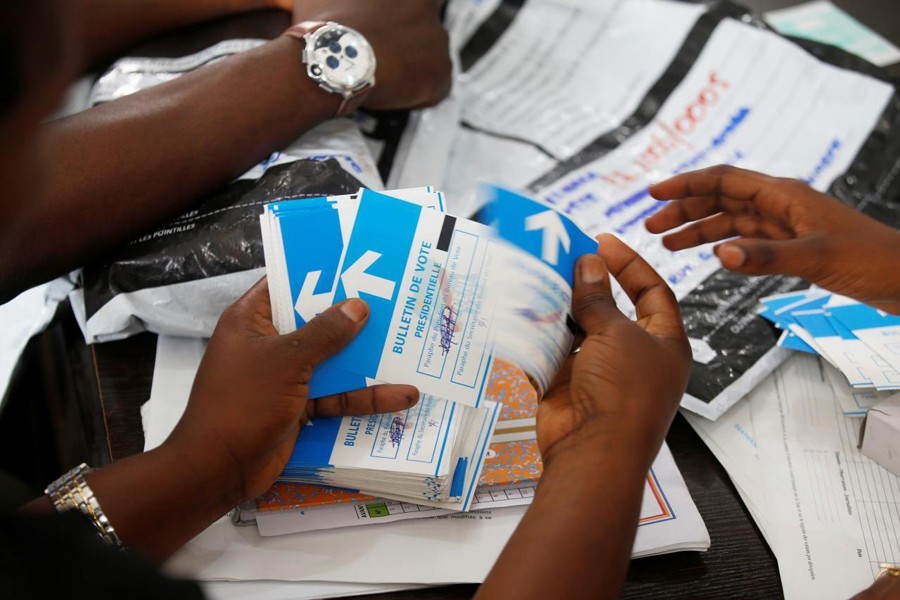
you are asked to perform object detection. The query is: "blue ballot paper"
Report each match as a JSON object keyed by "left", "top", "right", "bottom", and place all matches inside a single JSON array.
[
  {"left": 260, "top": 184, "right": 596, "bottom": 509},
  {"left": 280, "top": 395, "right": 500, "bottom": 510},
  {"left": 759, "top": 289, "right": 900, "bottom": 391},
  {"left": 758, "top": 292, "right": 820, "bottom": 354},
  {"left": 261, "top": 184, "right": 598, "bottom": 405}
]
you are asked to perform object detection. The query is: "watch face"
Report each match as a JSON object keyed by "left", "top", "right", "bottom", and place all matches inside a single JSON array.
[{"left": 307, "top": 25, "right": 376, "bottom": 92}]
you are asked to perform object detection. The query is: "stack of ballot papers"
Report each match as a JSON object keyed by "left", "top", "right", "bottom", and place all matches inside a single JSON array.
[
  {"left": 259, "top": 184, "right": 597, "bottom": 403},
  {"left": 234, "top": 359, "right": 544, "bottom": 534},
  {"left": 143, "top": 335, "right": 710, "bottom": 598},
  {"left": 258, "top": 183, "right": 597, "bottom": 509},
  {"left": 277, "top": 394, "right": 499, "bottom": 510},
  {"left": 760, "top": 289, "right": 900, "bottom": 392}
]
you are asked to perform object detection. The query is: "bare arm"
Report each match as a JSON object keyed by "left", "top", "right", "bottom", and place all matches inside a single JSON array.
[
  {"left": 23, "top": 282, "right": 418, "bottom": 561},
  {"left": 0, "top": 1, "right": 449, "bottom": 302},
  {"left": 75, "top": 0, "right": 291, "bottom": 69},
  {"left": 478, "top": 236, "right": 691, "bottom": 599}
]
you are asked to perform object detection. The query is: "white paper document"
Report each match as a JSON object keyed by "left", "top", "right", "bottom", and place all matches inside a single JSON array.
[
  {"left": 146, "top": 335, "right": 708, "bottom": 586},
  {"left": 689, "top": 355, "right": 900, "bottom": 599},
  {"left": 0, "top": 279, "right": 73, "bottom": 408}
]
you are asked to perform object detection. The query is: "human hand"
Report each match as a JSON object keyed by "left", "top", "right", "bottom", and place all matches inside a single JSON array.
[
  {"left": 164, "top": 278, "right": 419, "bottom": 505},
  {"left": 536, "top": 234, "right": 691, "bottom": 471},
  {"left": 852, "top": 570, "right": 900, "bottom": 600},
  {"left": 646, "top": 165, "right": 900, "bottom": 314},
  {"left": 293, "top": 0, "right": 451, "bottom": 109}
]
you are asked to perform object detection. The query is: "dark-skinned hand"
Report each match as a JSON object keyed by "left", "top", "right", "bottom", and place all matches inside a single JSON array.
[
  {"left": 165, "top": 277, "right": 419, "bottom": 504},
  {"left": 646, "top": 165, "right": 900, "bottom": 314},
  {"left": 536, "top": 234, "right": 691, "bottom": 472}
]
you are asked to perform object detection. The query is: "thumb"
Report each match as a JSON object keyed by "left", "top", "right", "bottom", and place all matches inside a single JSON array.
[
  {"left": 571, "top": 253, "right": 628, "bottom": 336},
  {"left": 280, "top": 298, "right": 370, "bottom": 370},
  {"left": 715, "top": 238, "right": 819, "bottom": 277}
]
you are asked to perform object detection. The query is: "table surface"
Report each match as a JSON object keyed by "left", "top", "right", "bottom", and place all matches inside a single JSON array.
[{"left": 81, "top": 1, "right": 900, "bottom": 598}]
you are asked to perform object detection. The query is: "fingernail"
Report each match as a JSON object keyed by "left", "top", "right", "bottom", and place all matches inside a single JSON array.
[
  {"left": 400, "top": 385, "right": 419, "bottom": 406},
  {"left": 579, "top": 254, "right": 607, "bottom": 285},
  {"left": 340, "top": 299, "right": 368, "bottom": 323},
  {"left": 717, "top": 244, "right": 746, "bottom": 267}
]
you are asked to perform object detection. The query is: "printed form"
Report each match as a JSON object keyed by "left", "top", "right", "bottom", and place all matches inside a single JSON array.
[
  {"left": 429, "top": 0, "right": 706, "bottom": 214},
  {"left": 690, "top": 354, "right": 900, "bottom": 599},
  {"left": 533, "top": 18, "right": 891, "bottom": 302}
]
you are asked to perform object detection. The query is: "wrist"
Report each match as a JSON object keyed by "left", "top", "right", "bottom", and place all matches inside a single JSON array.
[
  {"left": 155, "top": 439, "right": 245, "bottom": 515},
  {"left": 280, "top": 21, "right": 375, "bottom": 117},
  {"left": 541, "top": 419, "right": 659, "bottom": 487},
  {"left": 270, "top": 35, "right": 343, "bottom": 120}
]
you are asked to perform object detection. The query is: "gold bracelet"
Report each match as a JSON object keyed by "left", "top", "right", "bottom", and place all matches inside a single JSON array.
[
  {"left": 45, "top": 463, "right": 123, "bottom": 548},
  {"left": 878, "top": 564, "right": 900, "bottom": 579}
]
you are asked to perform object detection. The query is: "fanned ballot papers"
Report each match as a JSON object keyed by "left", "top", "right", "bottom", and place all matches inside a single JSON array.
[
  {"left": 259, "top": 184, "right": 598, "bottom": 510},
  {"left": 759, "top": 289, "right": 900, "bottom": 395}
]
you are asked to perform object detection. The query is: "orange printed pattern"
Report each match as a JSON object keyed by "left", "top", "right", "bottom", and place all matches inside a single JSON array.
[
  {"left": 256, "top": 483, "right": 375, "bottom": 512},
  {"left": 485, "top": 359, "right": 538, "bottom": 419},
  {"left": 479, "top": 439, "right": 542, "bottom": 487},
  {"left": 639, "top": 471, "right": 674, "bottom": 524}
]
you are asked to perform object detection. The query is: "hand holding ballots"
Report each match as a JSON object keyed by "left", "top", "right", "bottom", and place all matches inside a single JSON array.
[{"left": 259, "top": 183, "right": 598, "bottom": 509}]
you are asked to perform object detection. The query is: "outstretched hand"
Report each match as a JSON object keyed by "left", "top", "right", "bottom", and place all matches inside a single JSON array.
[
  {"left": 536, "top": 234, "right": 691, "bottom": 472},
  {"left": 646, "top": 165, "right": 900, "bottom": 314},
  {"left": 165, "top": 278, "right": 419, "bottom": 504}
]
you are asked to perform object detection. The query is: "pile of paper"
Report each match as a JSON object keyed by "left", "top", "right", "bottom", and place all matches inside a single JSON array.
[
  {"left": 234, "top": 368, "right": 544, "bottom": 535},
  {"left": 278, "top": 395, "right": 499, "bottom": 510},
  {"left": 686, "top": 353, "right": 900, "bottom": 599},
  {"left": 760, "top": 289, "right": 900, "bottom": 392},
  {"left": 143, "top": 335, "right": 710, "bottom": 596}
]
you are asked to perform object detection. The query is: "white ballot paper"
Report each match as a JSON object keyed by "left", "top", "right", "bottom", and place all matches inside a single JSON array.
[
  {"left": 760, "top": 290, "right": 900, "bottom": 392},
  {"left": 146, "top": 335, "right": 709, "bottom": 586},
  {"left": 830, "top": 304, "right": 900, "bottom": 380}
]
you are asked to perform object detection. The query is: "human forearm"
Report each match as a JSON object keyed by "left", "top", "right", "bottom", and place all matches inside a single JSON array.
[
  {"left": 0, "top": 1, "right": 450, "bottom": 302},
  {"left": 22, "top": 442, "right": 240, "bottom": 561},
  {"left": 0, "top": 36, "right": 334, "bottom": 301},
  {"left": 477, "top": 432, "right": 651, "bottom": 600},
  {"left": 20, "top": 288, "right": 417, "bottom": 561},
  {"left": 75, "top": 0, "right": 289, "bottom": 68},
  {"left": 477, "top": 246, "right": 690, "bottom": 600}
]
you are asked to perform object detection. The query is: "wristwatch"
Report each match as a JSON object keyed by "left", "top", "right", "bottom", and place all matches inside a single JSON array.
[{"left": 283, "top": 21, "right": 377, "bottom": 117}]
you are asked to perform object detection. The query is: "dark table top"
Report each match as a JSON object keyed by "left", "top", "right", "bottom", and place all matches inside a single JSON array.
[{"left": 76, "top": 0, "right": 900, "bottom": 597}]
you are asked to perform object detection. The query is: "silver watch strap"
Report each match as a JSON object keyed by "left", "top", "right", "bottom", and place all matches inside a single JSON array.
[{"left": 45, "top": 462, "right": 123, "bottom": 547}]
